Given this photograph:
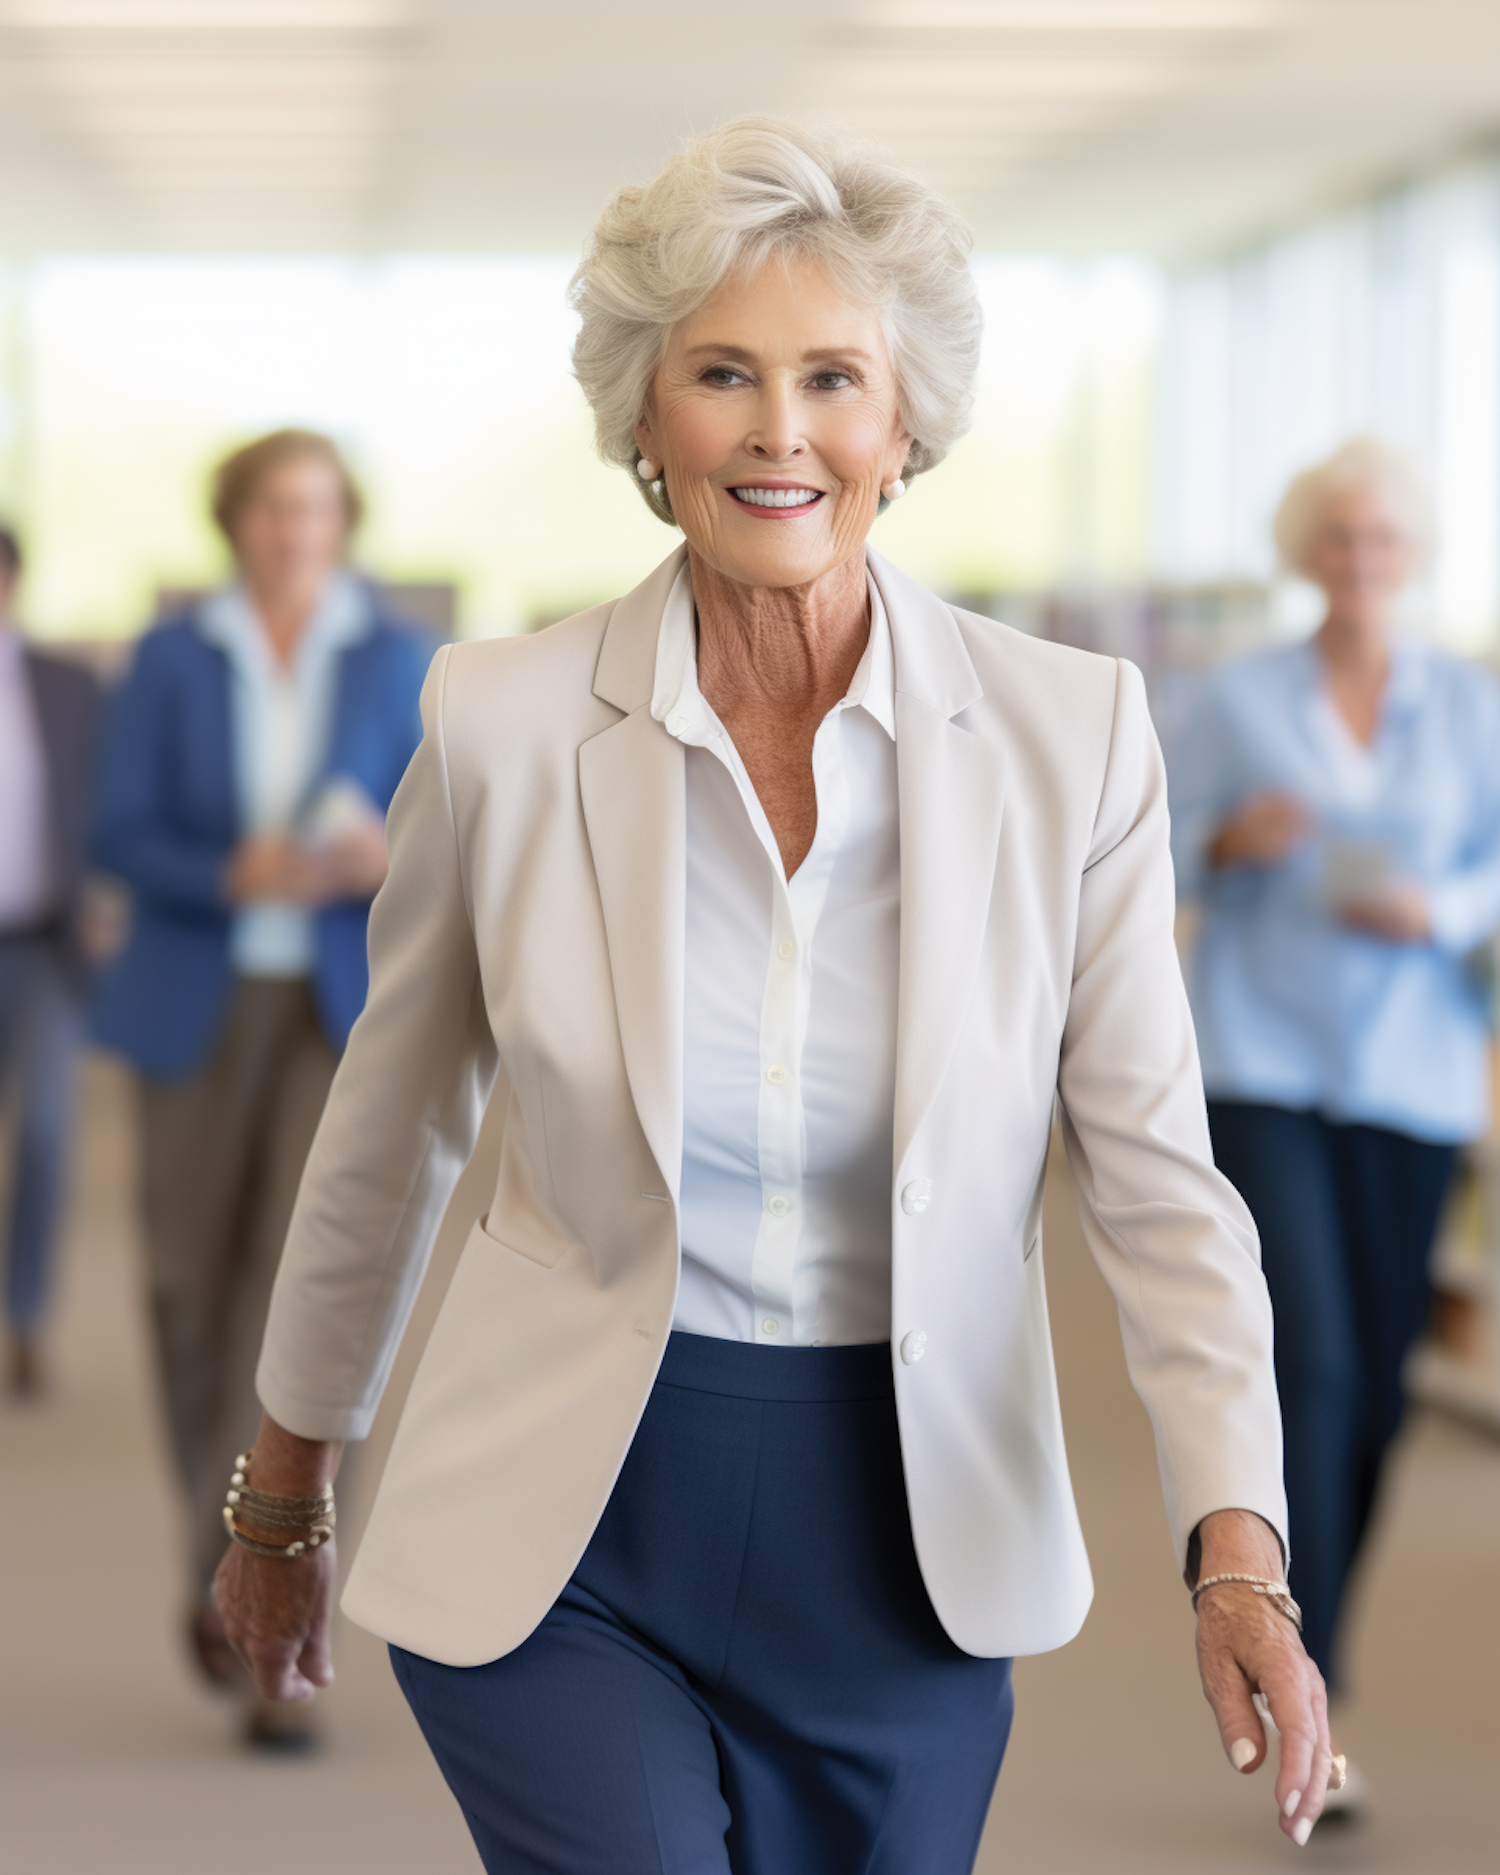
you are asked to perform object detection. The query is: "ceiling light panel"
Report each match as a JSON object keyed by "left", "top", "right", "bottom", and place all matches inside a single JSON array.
[
  {"left": 855, "top": 1, "right": 1285, "bottom": 29},
  {"left": 0, "top": 1, "right": 407, "bottom": 242},
  {"left": 34, "top": 56, "right": 395, "bottom": 101},
  {"left": 0, "top": 1, "right": 410, "bottom": 28},
  {"left": 829, "top": 56, "right": 1182, "bottom": 99}
]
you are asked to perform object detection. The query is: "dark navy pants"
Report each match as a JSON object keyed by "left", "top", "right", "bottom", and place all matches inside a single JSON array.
[
  {"left": 392, "top": 1332, "right": 1014, "bottom": 1874},
  {"left": 0, "top": 936, "right": 82, "bottom": 1333},
  {"left": 1207, "top": 1101, "right": 1454, "bottom": 1690}
]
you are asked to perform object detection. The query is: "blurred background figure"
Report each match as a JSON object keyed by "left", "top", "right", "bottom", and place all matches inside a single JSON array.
[
  {"left": 88, "top": 431, "right": 432, "bottom": 1751},
  {"left": 1169, "top": 439, "right": 1500, "bottom": 1803},
  {"left": 0, "top": 522, "right": 100, "bottom": 1399}
]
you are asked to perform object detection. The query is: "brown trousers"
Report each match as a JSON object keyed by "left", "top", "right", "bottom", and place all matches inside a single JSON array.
[{"left": 140, "top": 979, "right": 336, "bottom": 1595}]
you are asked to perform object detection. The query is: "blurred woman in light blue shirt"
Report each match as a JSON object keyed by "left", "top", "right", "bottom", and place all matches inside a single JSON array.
[{"left": 1170, "top": 440, "right": 1500, "bottom": 1764}]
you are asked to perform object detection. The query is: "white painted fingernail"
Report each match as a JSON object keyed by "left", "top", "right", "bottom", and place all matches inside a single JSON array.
[
  {"left": 1283, "top": 1790, "right": 1302, "bottom": 1818},
  {"left": 1230, "top": 1739, "right": 1256, "bottom": 1771},
  {"left": 1293, "top": 1816, "right": 1313, "bottom": 1847}
]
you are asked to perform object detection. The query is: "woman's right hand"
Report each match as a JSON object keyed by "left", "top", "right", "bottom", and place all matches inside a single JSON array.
[
  {"left": 223, "top": 833, "right": 321, "bottom": 904},
  {"left": 213, "top": 1411, "right": 345, "bottom": 1700},
  {"left": 1208, "top": 794, "right": 1308, "bottom": 870},
  {"left": 214, "top": 1536, "right": 337, "bottom": 1701}
]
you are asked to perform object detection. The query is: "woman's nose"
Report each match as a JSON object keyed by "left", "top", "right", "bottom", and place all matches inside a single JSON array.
[{"left": 744, "top": 380, "right": 807, "bottom": 460}]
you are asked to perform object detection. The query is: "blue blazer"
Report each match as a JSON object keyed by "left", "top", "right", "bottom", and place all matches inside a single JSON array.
[{"left": 91, "top": 595, "right": 432, "bottom": 1079}]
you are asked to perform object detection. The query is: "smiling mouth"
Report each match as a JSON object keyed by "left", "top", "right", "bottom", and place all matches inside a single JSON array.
[{"left": 729, "top": 486, "right": 823, "bottom": 509}]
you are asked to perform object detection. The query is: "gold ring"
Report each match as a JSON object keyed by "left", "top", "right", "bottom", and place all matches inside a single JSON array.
[{"left": 1329, "top": 1753, "right": 1347, "bottom": 1793}]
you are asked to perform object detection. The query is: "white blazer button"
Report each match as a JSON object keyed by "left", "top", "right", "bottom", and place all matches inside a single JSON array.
[
  {"left": 899, "top": 1329, "right": 928, "bottom": 1365},
  {"left": 901, "top": 1178, "right": 932, "bottom": 1215}
]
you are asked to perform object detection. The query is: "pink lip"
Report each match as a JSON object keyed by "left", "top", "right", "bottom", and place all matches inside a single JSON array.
[{"left": 723, "top": 481, "right": 826, "bottom": 519}]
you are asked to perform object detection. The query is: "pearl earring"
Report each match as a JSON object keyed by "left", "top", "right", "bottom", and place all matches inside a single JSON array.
[
  {"left": 637, "top": 457, "right": 659, "bottom": 481},
  {"left": 882, "top": 478, "right": 907, "bottom": 501}
]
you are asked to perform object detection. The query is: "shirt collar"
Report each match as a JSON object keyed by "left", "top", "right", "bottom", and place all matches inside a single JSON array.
[
  {"left": 1299, "top": 631, "right": 1432, "bottom": 727},
  {"left": 198, "top": 571, "right": 371, "bottom": 672},
  {"left": 650, "top": 556, "right": 897, "bottom": 745}
]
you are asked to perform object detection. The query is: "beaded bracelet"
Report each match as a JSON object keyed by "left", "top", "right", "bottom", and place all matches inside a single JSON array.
[
  {"left": 223, "top": 1450, "right": 336, "bottom": 1561},
  {"left": 1192, "top": 1572, "right": 1303, "bottom": 1632}
]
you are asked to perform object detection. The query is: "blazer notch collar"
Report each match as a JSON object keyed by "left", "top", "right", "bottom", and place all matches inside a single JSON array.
[
  {"left": 592, "top": 545, "right": 690, "bottom": 716},
  {"left": 866, "top": 546, "right": 983, "bottom": 723}
]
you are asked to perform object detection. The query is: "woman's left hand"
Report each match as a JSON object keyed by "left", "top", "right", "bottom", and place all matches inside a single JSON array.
[
  {"left": 309, "top": 824, "right": 390, "bottom": 903},
  {"left": 1192, "top": 1509, "right": 1332, "bottom": 1845},
  {"left": 1340, "top": 879, "right": 1431, "bottom": 943}
]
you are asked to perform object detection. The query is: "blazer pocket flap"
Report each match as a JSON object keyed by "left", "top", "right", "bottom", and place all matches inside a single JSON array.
[{"left": 478, "top": 1208, "right": 568, "bottom": 1269}]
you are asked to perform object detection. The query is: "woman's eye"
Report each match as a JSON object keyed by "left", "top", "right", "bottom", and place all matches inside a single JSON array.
[
  {"left": 811, "top": 370, "right": 853, "bottom": 390},
  {"left": 702, "top": 366, "right": 747, "bottom": 387}
]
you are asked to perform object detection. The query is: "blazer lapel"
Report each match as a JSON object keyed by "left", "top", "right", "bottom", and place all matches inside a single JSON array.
[
  {"left": 579, "top": 549, "right": 690, "bottom": 1202},
  {"left": 869, "top": 551, "right": 1008, "bottom": 1179}
]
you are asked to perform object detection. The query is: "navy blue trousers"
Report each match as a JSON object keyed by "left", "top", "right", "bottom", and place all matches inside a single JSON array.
[
  {"left": 1206, "top": 1101, "right": 1454, "bottom": 1690},
  {"left": 393, "top": 1332, "right": 1014, "bottom": 1874},
  {"left": 0, "top": 936, "right": 82, "bottom": 1332}
]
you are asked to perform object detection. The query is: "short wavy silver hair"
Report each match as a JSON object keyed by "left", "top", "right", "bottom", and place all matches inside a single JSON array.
[
  {"left": 570, "top": 116, "right": 982, "bottom": 524},
  {"left": 1273, "top": 437, "right": 1435, "bottom": 576}
]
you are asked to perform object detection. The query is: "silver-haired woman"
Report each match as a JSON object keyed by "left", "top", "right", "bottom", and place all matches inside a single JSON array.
[
  {"left": 1170, "top": 439, "right": 1500, "bottom": 1809},
  {"left": 215, "top": 120, "right": 1331, "bottom": 1870}
]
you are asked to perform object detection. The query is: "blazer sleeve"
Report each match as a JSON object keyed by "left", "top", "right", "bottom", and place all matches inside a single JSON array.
[
  {"left": 1056, "top": 659, "right": 1288, "bottom": 1569},
  {"left": 256, "top": 644, "right": 500, "bottom": 1440},
  {"left": 91, "top": 635, "right": 230, "bottom": 912}
]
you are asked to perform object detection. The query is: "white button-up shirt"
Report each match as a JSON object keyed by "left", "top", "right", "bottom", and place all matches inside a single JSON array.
[
  {"left": 652, "top": 561, "right": 900, "bottom": 1347},
  {"left": 198, "top": 575, "right": 372, "bottom": 979},
  {"left": 0, "top": 626, "right": 54, "bottom": 930}
]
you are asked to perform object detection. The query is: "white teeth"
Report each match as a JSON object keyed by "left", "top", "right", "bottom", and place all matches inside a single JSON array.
[{"left": 732, "top": 486, "right": 821, "bottom": 508}]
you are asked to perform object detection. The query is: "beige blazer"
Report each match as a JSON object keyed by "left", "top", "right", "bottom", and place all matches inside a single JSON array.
[{"left": 257, "top": 544, "right": 1286, "bottom": 1668}]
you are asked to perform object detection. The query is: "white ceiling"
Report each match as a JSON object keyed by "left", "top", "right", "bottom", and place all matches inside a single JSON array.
[{"left": 1, "top": 0, "right": 1499, "bottom": 259}]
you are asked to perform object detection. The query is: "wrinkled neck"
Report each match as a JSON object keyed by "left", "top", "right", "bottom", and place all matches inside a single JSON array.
[{"left": 690, "top": 546, "right": 869, "bottom": 722}]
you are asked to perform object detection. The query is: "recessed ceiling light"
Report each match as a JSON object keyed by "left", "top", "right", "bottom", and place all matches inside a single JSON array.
[
  {"left": 0, "top": 1, "right": 409, "bottom": 27},
  {"left": 856, "top": 1, "right": 1284, "bottom": 29},
  {"left": 829, "top": 56, "right": 1179, "bottom": 99},
  {"left": 39, "top": 58, "right": 393, "bottom": 100}
]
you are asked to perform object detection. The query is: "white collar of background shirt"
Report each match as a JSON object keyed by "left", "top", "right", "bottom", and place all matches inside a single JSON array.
[
  {"left": 197, "top": 569, "right": 371, "bottom": 673},
  {"left": 650, "top": 555, "right": 897, "bottom": 748}
]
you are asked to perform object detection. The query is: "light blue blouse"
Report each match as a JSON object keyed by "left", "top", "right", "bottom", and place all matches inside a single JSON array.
[
  {"left": 1168, "top": 638, "right": 1500, "bottom": 1143},
  {"left": 197, "top": 575, "right": 373, "bottom": 978}
]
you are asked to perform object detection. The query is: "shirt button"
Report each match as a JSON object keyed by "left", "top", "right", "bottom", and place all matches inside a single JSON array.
[
  {"left": 767, "top": 1195, "right": 790, "bottom": 1216},
  {"left": 899, "top": 1329, "right": 928, "bottom": 1365},
  {"left": 778, "top": 940, "right": 795, "bottom": 959},
  {"left": 762, "top": 1317, "right": 780, "bottom": 1336},
  {"left": 766, "top": 1063, "right": 789, "bottom": 1085},
  {"left": 901, "top": 1178, "right": 933, "bottom": 1215},
  {"left": 667, "top": 713, "right": 689, "bottom": 736}
]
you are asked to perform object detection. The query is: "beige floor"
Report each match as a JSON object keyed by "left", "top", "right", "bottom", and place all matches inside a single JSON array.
[{"left": 2, "top": 1058, "right": 1497, "bottom": 1874}]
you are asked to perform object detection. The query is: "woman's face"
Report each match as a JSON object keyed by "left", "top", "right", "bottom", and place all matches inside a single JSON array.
[
  {"left": 232, "top": 454, "right": 350, "bottom": 599},
  {"left": 1304, "top": 484, "right": 1414, "bottom": 627},
  {"left": 637, "top": 253, "right": 911, "bottom": 592}
]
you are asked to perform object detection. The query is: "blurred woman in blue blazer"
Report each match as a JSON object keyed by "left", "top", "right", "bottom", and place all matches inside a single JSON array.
[
  {"left": 1171, "top": 438, "right": 1500, "bottom": 1807},
  {"left": 91, "top": 430, "right": 430, "bottom": 1744}
]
